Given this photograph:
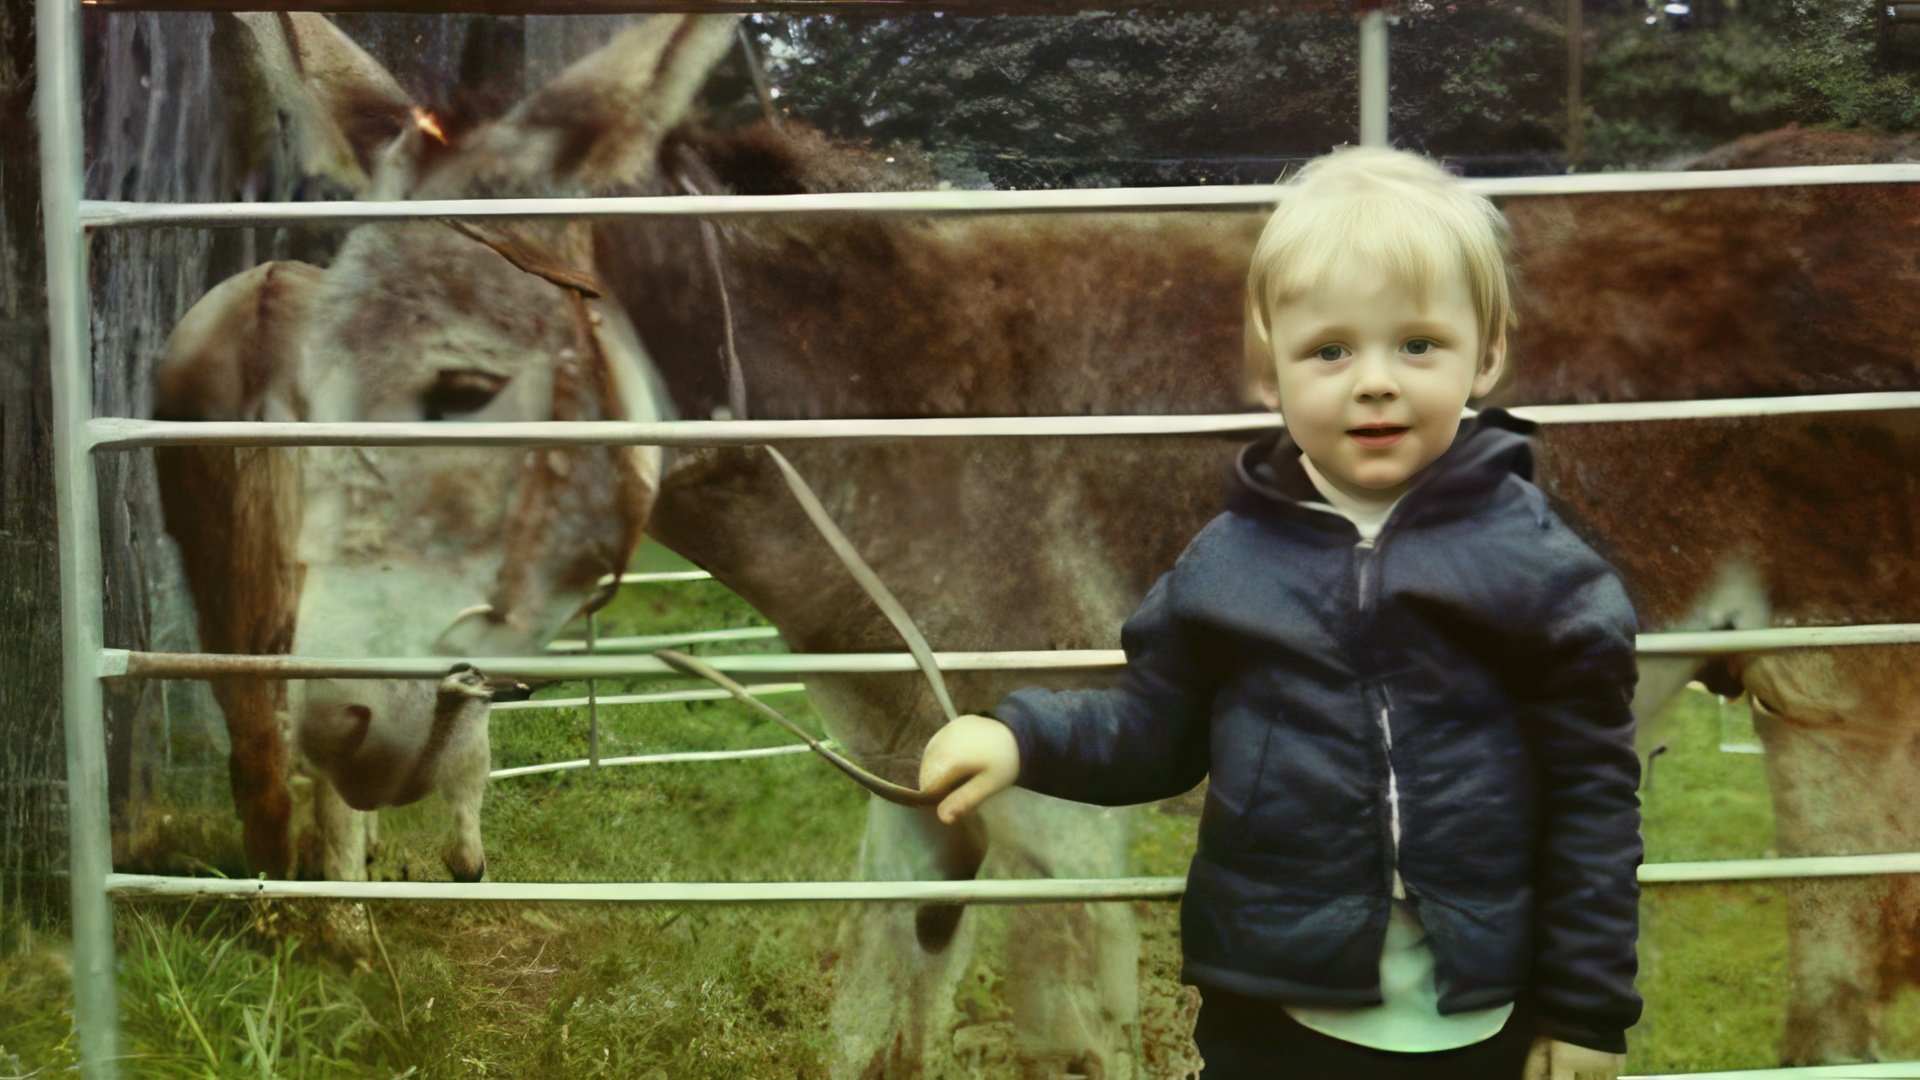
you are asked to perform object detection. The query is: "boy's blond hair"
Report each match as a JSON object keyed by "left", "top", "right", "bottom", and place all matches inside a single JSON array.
[{"left": 1243, "top": 146, "right": 1519, "bottom": 398}]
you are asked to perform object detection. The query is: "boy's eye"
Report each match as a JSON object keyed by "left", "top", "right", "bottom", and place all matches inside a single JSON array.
[
  {"left": 1406, "top": 339, "right": 1434, "bottom": 356},
  {"left": 1314, "top": 344, "right": 1347, "bottom": 363}
]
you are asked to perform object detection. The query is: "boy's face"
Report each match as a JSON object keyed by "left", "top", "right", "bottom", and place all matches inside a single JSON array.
[{"left": 1258, "top": 264, "right": 1505, "bottom": 505}]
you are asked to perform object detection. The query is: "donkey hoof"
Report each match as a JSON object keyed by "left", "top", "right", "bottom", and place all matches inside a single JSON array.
[{"left": 446, "top": 856, "right": 485, "bottom": 883}]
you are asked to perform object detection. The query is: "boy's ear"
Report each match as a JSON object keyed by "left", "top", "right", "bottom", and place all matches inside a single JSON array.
[
  {"left": 1255, "top": 375, "right": 1282, "bottom": 413},
  {"left": 1471, "top": 333, "right": 1508, "bottom": 399},
  {"left": 1245, "top": 324, "right": 1282, "bottom": 411}
]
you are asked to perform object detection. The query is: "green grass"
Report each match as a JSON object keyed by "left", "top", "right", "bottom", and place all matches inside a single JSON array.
[
  {"left": 2, "top": 902, "right": 399, "bottom": 1078},
  {"left": 9, "top": 543, "right": 1913, "bottom": 1075},
  {"left": 1632, "top": 690, "right": 1786, "bottom": 1074},
  {"left": 121, "top": 903, "right": 400, "bottom": 1078},
  {"left": 1630, "top": 689, "right": 1920, "bottom": 1072},
  {"left": 0, "top": 920, "right": 82, "bottom": 1075}
]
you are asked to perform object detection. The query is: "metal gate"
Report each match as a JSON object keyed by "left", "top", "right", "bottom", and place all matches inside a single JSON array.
[{"left": 37, "top": 2, "right": 1920, "bottom": 1076}]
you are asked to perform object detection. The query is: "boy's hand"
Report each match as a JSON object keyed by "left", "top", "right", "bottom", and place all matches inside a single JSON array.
[
  {"left": 918, "top": 714, "right": 1020, "bottom": 825},
  {"left": 1521, "top": 1036, "right": 1625, "bottom": 1080}
]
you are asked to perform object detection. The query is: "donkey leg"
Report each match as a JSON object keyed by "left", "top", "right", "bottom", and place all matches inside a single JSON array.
[
  {"left": 981, "top": 789, "right": 1142, "bottom": 1080},
  {"left": 1780, "top": 877, "right": 1886, "bottom": 1065},
  {"left": 217, "top": 679, "right": 294, "bottom": 879},
  {"left": 436, "top": 704, "right": 491, "bottom": 883},
  {"left": 310, "top": 774, "right": 369, "bottom": 882},
  {"left": 830, "top": 796, "right": 981, "bottom": 1079},
  {"left": 1748, "top": 650, "right": 1920, "bottom": 1066}
]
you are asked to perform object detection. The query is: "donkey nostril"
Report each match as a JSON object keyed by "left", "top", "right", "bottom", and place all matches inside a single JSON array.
[
  {"left": 345, "top": 704, "right": 372, "bottom": 726},
  {"left": 450, "top": 662, "right": 474, "bottom": 674}
]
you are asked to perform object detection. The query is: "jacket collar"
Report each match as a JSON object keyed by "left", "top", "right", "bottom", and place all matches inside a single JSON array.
[{"left": 1226, "top": 407, "right": 1537, "bottom": 533}]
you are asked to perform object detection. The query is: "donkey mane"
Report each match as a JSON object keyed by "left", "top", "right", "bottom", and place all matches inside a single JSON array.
[{"left": 661, "top": 118, "right": 945, "bottom": 197}]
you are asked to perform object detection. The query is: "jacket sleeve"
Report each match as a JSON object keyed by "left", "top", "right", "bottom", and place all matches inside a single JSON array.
[
  {"left": 986, "top": 567, "right": 1215, "bottom": 806},
  {"left": 1517, "top": 546, "right": 1645, "bottom": 1055}
]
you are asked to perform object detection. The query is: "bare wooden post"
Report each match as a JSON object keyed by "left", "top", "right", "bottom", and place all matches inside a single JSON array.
[
  {"left": 1567, "top": 0, "right": 1584, "bottom": 169},
  {"left": 1, "top": 0, "right": 67, "bottom": 941}
]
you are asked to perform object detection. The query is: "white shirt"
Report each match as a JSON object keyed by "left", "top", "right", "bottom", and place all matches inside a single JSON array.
[{"left": 1275, "top": 455, "right": 1517, "bottom": 1052}]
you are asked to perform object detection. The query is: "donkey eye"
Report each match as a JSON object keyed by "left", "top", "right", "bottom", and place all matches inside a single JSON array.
[{"left": 423, "top": 369, "right": 510, "bottom": 421}]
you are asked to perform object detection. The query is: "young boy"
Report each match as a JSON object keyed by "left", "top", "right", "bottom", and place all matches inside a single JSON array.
[{"left": 919, "top": 146, "right": 1642, "bottom": 1080}]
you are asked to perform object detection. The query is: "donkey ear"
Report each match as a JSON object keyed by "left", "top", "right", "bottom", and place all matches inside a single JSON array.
[
  {"left": 219, "top": 13, "right": 415, "bottom": 192},
  {"left": 157, "top": 261, "right": 326, "bottom": 423},
  {"left": 500, "top": 15, "right": 742, "bottom": 189}
]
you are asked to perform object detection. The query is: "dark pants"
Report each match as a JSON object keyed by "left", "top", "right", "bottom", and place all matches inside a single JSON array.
[{"left": 1194, "top": 988, "right": 1539, "bottom": 1080}]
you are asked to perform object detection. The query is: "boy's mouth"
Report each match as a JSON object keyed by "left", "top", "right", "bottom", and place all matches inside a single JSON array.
[{"left": 1347, "top": 424, "right": 1409, "bottom": 447}]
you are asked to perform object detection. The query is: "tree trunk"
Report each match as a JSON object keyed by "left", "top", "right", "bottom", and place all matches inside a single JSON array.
[{"left": 1, "top": 0, "right": 67, "bottom": 932}]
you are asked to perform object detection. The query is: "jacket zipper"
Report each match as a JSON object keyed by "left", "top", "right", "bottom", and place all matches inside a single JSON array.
[{"left": 1355, "top": 535, "right": 1407, "bottom": 901}]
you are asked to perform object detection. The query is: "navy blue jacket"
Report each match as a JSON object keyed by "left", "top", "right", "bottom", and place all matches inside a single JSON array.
[{"left": 990, "top": 408, "right": 1643, "bottom": 1054}]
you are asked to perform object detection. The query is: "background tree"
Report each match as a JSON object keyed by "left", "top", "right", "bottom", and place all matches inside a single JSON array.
[{"left": 737, "top": 0, "right": 1920, "bottom": 184}]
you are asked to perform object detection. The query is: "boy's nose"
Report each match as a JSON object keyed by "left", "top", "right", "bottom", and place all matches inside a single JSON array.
[{"left": 1351, "top": 351, "right": 1399, "bottom": 400}]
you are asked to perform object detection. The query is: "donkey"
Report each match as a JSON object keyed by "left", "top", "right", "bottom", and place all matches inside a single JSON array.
[
  {"left": 1497, "top": 123, "right": 1920, "bottom": 1065},
  {"left": 165, "top": 13, "right": 1919, "bottom": 1073},
  {"left": 166, "top": 15, "right": 1237, "bottom": 1072},
  {"left": 155, "top": 14, "right": 733, "bottom": 882}
]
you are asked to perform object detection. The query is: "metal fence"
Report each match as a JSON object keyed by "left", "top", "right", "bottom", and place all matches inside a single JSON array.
[{"left": 37, "top": 2, "right": 1920, "bottom": 1076}]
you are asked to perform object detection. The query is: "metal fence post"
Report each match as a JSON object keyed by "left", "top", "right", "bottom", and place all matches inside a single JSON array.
[
  {"left": 1358, "top": 0, "right": 1389, "bottom": 148},
  {"left": 37, "top": 0, "right": 122, "bottom": 1074},
  {"left": 587, "top": 610, "right": 601, "bottom": 768}
]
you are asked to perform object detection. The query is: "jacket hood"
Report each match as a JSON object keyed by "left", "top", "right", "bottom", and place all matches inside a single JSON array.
[{"left": 1227, "top": 407, "right": 1537, "bottom": 529}]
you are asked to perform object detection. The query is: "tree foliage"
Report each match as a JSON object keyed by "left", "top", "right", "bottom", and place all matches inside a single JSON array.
[
  {"left": 730, "top": 0, "right": 1920, "bottom": 184},
  {"left": 738, "top": 11, "right": 1364, "bottom": 187}
]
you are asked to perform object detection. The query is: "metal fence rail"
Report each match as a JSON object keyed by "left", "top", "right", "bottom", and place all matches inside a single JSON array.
[
  {"left": 606, "top": 570, "right": 713, "bottom": 585},
  {"left": 490, "top": 742, "right": 824, "bottom": 779},
  {"left": 545, "top": 626, "right": 780, "bottom": 652},
  {"left": 82, "top": 0, "right": 1305, "bottom": 15},
  {"left": 100, "top": 849, "right": 1920, "bottom": 900},
  {"left": 94, "top": 625, "right": 1920, "bottom": 685},
  {"left": 1620, "top": 1060, "right": 1920, "bottom": 1068},
  {"left": 490, "top": 681, "right": 804, "bottom": 713},
  {"left": 81, "top": 391, "right": 1920, "bottom": 450},
  {"left": 102, "top": 647, "right": 1123, "bottom": 680},
  {"left": 70, "top": 162, "right": 1920, "bottom": 229}
]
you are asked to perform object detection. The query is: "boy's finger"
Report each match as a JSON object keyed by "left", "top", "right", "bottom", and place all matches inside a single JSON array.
[
  {"left": 937, "top": 774, "right": 991, "bottom": 825},
  {"left": 1520, "top": 1036, "right": 1551, "bottom": 1080},
  {"left": 919, "top": 756, "right": 966, "bottom": 795}
]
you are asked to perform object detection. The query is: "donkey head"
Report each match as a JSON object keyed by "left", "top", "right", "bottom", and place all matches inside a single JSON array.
[{"left": 160, "top": 14, "right": 741, "bottom": 878}]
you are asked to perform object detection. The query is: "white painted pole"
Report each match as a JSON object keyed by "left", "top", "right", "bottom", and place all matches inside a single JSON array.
[
  {"left": 602, "top": 570, "right": 714, "bottom": 586},
  {"left": 104, "top": 648, "right": 1127, "bottom": 681},
  {"left": 1627, "top": 1064, "right": 1920, "bottom": 1079},
  {"left": 489, "top": 683, "right": 807, "bottom": 714},
  {"left": 97, "top": 848, "right": 1920, "bottom": 901},
  {"left": 1358, "top": 2, "right": 1390, "bottom": 148},
  {"left": 71, "top": 162, "right": 1920, "bottom": 230},
  {"left": 85, "top": 391, "right": 1920, "bottom": 452},
  {"left": 99, "top": 623, "right": 1920, "bottom": 684},
  {"left": 102, "top": 872, "right": 1189, "bottom": 905},
  {"left": 490, "top": 743, "right": 824, "bottom": 780},
  {"left": 546, "top": 626, "right": 780, "bottom": 652},
  {"left": 37, "top": 0, "right": 119, "bottom": 1072},
  {"left": 87, "top": 413, "right": 1285, "bottom": 449},
  {"left": 585, "top": 610, "right": 600, "bottom": 768}
]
